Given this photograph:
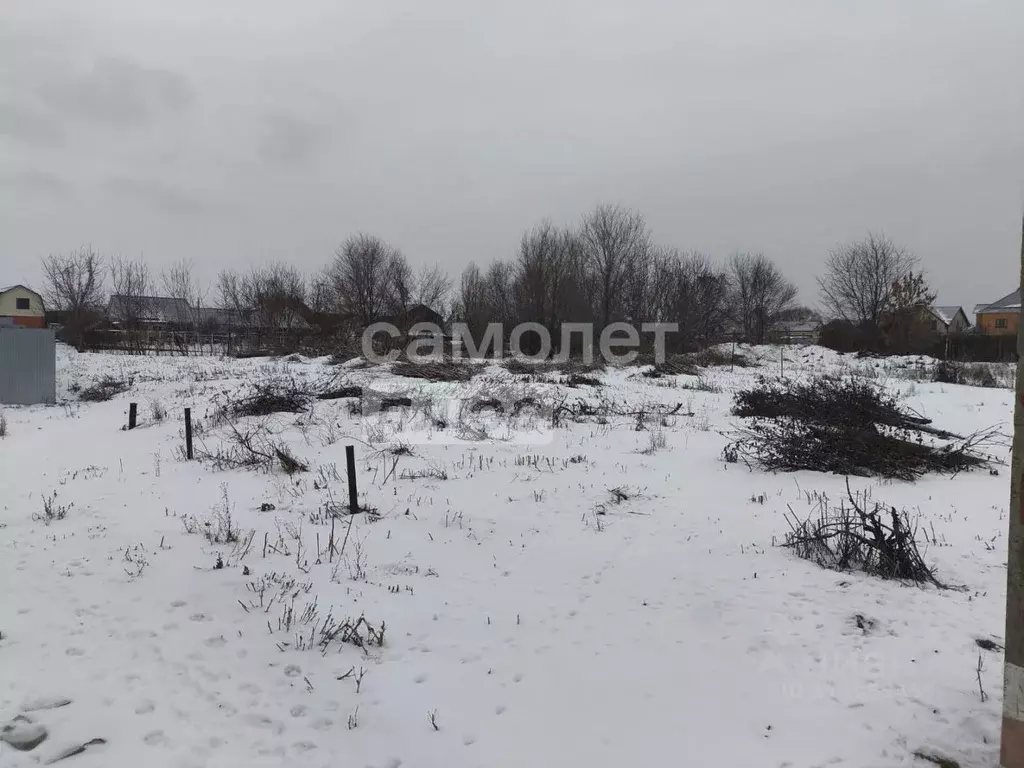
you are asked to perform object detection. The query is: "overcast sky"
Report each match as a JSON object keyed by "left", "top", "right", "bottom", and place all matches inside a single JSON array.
[{"left": 2, "top": 0, "right": 1023, "bottom": 310}]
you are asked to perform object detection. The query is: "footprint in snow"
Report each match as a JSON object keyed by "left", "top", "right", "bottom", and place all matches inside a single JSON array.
[
  {"left": 134, "top": 700, "right": 156, "bottom": 715},
  {"left": 143, "top": 730, "right": 170, "bottom": 747},
  {"left": 495, "top": 705, "right": 506, "bottom": 715},
  {"left": 204, "top": 636, "right": 227, "bottom": 648},
  {"left": 290, "top": 706, "right": 308, "bottom": 718},
  {"left": 189, "top": 613, "right": 209, "bottom": 623},
  {"left": 414, "top": 674, "right": 428, "bottom": 684},
  {"left": 243, "top": 714, "right": 284, "bottom": 735},
  {"left": 65, "top": 648, "right": 85, "bottom": 657},
  {"left": 284, "top": 664, "right": 302, "bottom": 678}
]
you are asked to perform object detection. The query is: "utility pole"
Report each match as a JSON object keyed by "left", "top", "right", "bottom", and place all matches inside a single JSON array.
[{"left": 1002, "top": 213, "right": 1024, "bottom": 767}]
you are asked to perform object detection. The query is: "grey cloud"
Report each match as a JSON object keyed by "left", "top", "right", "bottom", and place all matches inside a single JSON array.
[
  {"left": 259, "top": 114, "right": 324, "bottom": 167},
  {"left": 105, "top": 177, "right": 204, "bottom": 215},
  {"left": 38, "top": 57, "right": 194, "bottom": 126},
  {"left": 0, "top": 103, "right": 65, "bottom": 146},
  {"left": 1, "top": 0, "right": 1021, "bottom": 312},
  {"left": 2, "top": 170, "right": 70, "bottom": 198}
]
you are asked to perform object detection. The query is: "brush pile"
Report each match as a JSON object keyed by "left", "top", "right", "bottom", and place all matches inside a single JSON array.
[
  {"left": 225, "top": 378, "right": 312, "bottom": 419},
  {"left": 391, "top": 359, "right": 475, "bottom": 382},
  {"left": 726, "top": 375, "right": 998, "bottom": 480},
  {"left": 783, "top": 482, "right": 945, "bottom": 587}
]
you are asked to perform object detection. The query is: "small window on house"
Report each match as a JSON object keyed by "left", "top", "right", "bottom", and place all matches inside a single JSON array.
[
  {"left": 15, "top": 297, "right": 30, "bottom": 310},
  {"left": 996, "top": 318, "right": 1008, "bottom": 329}
]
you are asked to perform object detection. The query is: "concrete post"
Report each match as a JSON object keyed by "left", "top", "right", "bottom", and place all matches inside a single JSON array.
[{"left": 1002, "top": 214, "right": 1024, "bottom": 767}]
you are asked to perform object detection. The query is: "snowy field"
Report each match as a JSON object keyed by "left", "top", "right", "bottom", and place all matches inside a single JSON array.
[{"left": 0, "top": 345, "right": 1015, "bottom": 768}]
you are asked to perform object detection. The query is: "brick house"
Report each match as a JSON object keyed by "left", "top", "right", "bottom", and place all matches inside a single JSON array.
[{"left": 975, "top": 290, "right": 1020, "bottom": 336}]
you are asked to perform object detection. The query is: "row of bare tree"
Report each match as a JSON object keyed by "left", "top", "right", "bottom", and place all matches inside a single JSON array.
[
  {"left": 453, "top": 205, "right": 800, "bottom": 352},
  {"left": 39, "top": 204, "right": 933, "bottom": 353}
]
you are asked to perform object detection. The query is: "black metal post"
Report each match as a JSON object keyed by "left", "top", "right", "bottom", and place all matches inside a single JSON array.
[
  {"left": 185, "top": 407, "right": 194, "bottom": 460},
  {"left": 346, "top": 444, "right": 358, "bottom": 514}
]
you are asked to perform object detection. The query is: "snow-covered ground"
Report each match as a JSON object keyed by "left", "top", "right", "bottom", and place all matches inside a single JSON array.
[{"left": 0, "top": 345, "right": 1014, "bottom": 767}]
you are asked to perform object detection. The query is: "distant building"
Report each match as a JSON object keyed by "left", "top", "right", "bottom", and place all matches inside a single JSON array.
[
  {"left": 928, "top": 306, "right": 970, "bottom": 336},
  {"left": 0, "top": 285, "right": 46, "bottom": 328},
  {"left": 974, "top": 290, "right": 1020, "bottom": 336},
  {"left": 772, "top": 320, "right": 821, "bottom": 344},
  {"left": 107, "top": 295, "right": 193, "bottom": 328}
]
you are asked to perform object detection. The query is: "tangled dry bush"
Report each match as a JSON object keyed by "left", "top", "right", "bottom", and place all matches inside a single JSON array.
[
  {"left": 78, "top": 376, "right": 132, "bottom": 402},
  {"left": 687, "top": 347, "right": 750, "bottom": 368},
  {"left": 933, "top": 361, "right": 1003, "bottom": 389},
  {"left": 726, "top": 376, "right": 999, "bottom": 480},
  {"left": 783, "top": 482, "right": 946, "bottom": 588},
  {"left": 191, "top": 419, "right": 308, "bottom": 475}
]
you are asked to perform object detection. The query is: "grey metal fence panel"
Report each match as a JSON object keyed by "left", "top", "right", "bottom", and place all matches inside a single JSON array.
[{"left": 0, "top": 328, "right": 56, "bottom": 405}]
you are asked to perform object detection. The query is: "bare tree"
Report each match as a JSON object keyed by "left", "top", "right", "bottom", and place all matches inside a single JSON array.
[
  {"left": 307, "top": 269, "right": 333, "bottom": 315},
  {"left": 249, "top": 263, "right": 306, "bottom": 330},
  {"left": 109, "top": 256, "right": 152, "bottom": 350},
  {"left": 109, "top": 255, "right": 152, "bottom": 316},
  {"left": 652, "top": 250, "right": 730, "bottom": 351},
  {"left": 817, "top": 233, "right": 917, "bottom": 328},
  {"left": 728, "top": 253, "right": 798, "bottom": 344},
  {"left": 514, "top": 222, "right": 580, "bottom": 340},
  {"left": 454, "top": 262, "right": 491, "bottom": 346},
  {"left": 41, "top": 246, "right": 106, "bottom": 349},
  {"left": 327, "top": 234, "right": 399, "bottom": 326},
  {"left": 485, "top": 260, "right": 517, "bottom": 331},
  {"left": 414, "top": 264, "right": 452, "bottom": 318},
  {"left": 161, "top": 259, "right": 206, "bottom": 330},
  {"left": 880, "top": 270, "right": 937, "bottom": 353},
  {"left": 577, "top": 204, "right": 651, "bottom": 329}
]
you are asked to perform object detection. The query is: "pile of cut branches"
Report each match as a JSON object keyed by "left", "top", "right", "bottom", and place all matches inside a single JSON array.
[
  {"left": 552, "top": 397, "right": 688, "bottom": 425},
  {"left": 726, "top": 375, "right": 998, "bottom": 480},
  {"left": 392, "top": 359, "right": 475, "bottom": 382},
  {"left": 79, "top": 376, "right": 132, "bottom": 402},
  {"left": 783, "top": 481, "right": 945, "bottom": 587},
  {"left": 221, "top": 378, "right": 312, "bottom": 420},
  {"left": 318, "top": 384, "right": 363, "bottom": 400}
]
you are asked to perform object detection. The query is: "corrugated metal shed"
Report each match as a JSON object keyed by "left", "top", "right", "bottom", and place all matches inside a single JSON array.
[{"left": 0, "top": 325, "right": 56, "bottom": 405}]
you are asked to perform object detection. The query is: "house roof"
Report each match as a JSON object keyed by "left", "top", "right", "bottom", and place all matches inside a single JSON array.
[
  {"left": 0, "top": 284, "right": 41, "bottom": 297},
  {"left": 929, "top": 306, "right": 967, "bottom": 327},
  {"left": 775, "top": 320, "right": 821, "bottom": 334},
  {"left": 977, "top": 289, "right": 1022, "bottom": 313},
  {"left": 108, "top": 295, "right": 192, "bottom": 324}
]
